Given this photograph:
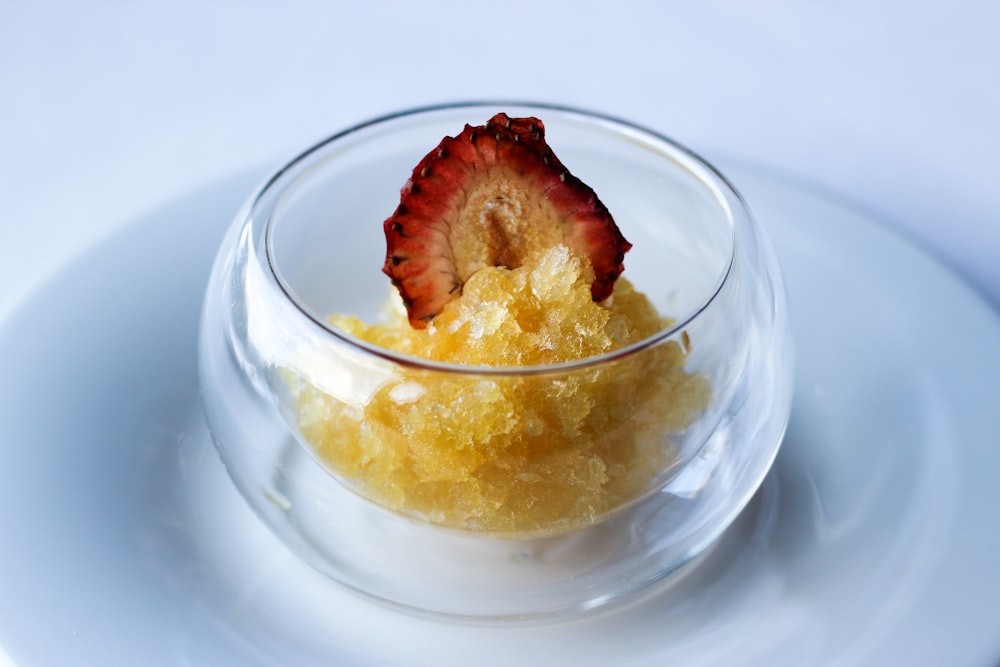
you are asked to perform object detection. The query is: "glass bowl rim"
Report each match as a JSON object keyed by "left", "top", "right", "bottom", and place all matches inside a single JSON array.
[{"left": 256, "top": 100, "right": 742, "bottom": 377}]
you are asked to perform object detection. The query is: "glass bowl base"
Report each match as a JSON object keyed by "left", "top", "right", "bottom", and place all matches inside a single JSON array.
[{"left": 238, "top": 423, "right": 775, "bottom": 622}]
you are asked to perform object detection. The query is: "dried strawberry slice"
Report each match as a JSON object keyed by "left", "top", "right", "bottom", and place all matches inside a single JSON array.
[{"left": 383, "top": 112, "right": 631, "bottom": 328}]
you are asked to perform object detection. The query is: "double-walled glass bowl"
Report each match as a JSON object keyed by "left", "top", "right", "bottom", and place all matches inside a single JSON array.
[{"left": 198, "top": 103, "right": 793, "bottom": 620}]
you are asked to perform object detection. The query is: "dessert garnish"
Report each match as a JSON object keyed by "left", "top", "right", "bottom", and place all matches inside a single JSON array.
[{"left": 382, "top": 112, "right": 632, "bottom": 328}]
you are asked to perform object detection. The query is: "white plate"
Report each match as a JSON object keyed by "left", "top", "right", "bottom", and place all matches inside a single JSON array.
[{"left": 0, "top": 164, "right": 998, "bottom": 667}]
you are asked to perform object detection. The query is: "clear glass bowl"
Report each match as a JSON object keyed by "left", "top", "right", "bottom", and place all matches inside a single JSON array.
[{"left": 198, "top": 102, "right": 793, "bottom": 620}]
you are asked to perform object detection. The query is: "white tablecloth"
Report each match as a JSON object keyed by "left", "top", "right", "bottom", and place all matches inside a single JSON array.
[{"left": 2, "top": 1, "right": 999, "bottom": 321}]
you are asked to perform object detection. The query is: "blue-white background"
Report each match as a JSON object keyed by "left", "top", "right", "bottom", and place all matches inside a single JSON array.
[{"left": 1, "top": 1, "right": 998, "bottom": 322}]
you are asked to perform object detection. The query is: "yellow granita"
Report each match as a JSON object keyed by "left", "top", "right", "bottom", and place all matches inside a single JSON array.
[{"left": 288, "top": 246, "right": 710, "bottom": 536}]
